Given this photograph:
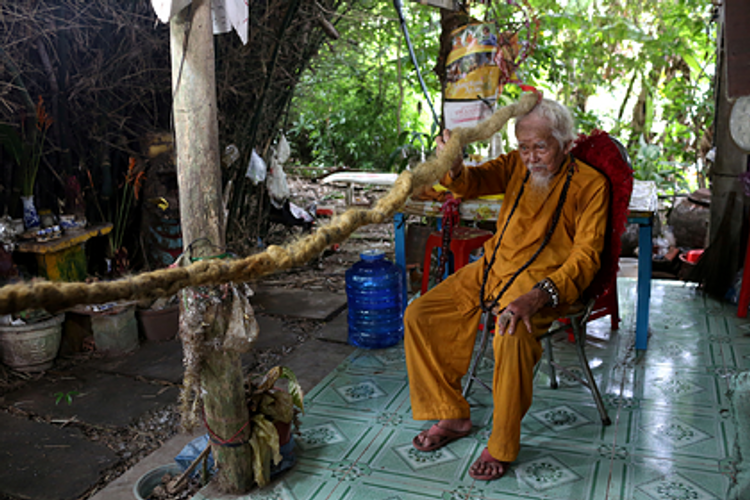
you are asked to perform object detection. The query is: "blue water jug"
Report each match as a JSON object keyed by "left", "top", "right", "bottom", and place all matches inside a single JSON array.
[{"left": 345, "top": 250, "right": 404, "bottom": 349}]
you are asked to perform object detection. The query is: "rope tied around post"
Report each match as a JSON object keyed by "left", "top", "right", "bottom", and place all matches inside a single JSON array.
[{"left": 203, "top": 408, "right": 251, "bottom": 448}]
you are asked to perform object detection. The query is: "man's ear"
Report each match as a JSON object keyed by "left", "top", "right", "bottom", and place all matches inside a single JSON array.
[{"left": 562, "top": 140, "right": 574, "bottom": 155}]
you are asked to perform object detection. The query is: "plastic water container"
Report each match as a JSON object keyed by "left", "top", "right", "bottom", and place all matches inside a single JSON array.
[{"left": 345, "top": 250, "right": 404, "bottom": 349}]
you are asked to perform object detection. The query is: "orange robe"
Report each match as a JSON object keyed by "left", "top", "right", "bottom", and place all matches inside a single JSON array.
[{"left": 404, "top": 151, "right": 609, "bottom": 462}]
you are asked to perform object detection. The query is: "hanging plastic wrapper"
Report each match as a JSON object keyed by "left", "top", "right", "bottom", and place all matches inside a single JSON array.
[
  {"left": 266, "top": 134, "right": 291, "bottom": 208},
  {"left": 150, "top": 0, "right": 248, "bottom": 45},
  {"left": 443, "top": 23, "right": 501, "bottom": 130},
  {"left": 178, "top": 279, "right": 259, "bottom": 430},
  {"left": 246, "top": 149, "right": 267, "bottom": 185}
]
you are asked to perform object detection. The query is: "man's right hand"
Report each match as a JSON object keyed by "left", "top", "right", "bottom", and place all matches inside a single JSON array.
[{"left": 435, "top": 129, "right": 463, "bottom": 179}]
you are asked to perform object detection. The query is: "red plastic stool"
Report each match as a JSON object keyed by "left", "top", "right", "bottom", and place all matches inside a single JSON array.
[{"left": 421, "top": 226, "right": 493, "bottom": 294}]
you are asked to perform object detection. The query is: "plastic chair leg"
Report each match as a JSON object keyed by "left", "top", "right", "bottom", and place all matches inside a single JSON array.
[
  {"left": 462, "top": 311, "right": 493, "bottom": 398},
  {"left": 544, "top": 335, "right": 558, "bottom": 389},
  {"left": 610, "top": 293, "right": 620, "bottom": 330}
]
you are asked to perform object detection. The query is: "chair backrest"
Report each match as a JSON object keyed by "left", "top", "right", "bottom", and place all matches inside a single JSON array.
[{"left": 570, "top": 130, "right": 634, "bottom": 300}]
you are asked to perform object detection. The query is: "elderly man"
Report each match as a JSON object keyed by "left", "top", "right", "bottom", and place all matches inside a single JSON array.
[{"left": 404, "top": 98, "right": 609, "bottom": 480}]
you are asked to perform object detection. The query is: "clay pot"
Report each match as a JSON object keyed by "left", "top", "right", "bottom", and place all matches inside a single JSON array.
[
  {"left": 137, "top": 305, "right": 179, "bottom": 342},
  {"left": 669, "top": 189, "right": 710, "bottom": 250}
]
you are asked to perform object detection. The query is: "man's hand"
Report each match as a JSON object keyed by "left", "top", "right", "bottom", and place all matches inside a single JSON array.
[
  {"left": 435, "top": 129, "right": 463, "bottom": 179},
  {"left": 496, "top": 288, "right": 550, "bottom": 336}
]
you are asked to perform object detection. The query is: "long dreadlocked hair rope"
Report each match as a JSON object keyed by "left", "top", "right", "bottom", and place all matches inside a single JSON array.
[{"left": 0, "top": 92, "right": 539, "bottom": 316}]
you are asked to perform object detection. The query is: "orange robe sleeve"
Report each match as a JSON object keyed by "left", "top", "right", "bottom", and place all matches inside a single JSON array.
[
  {"left": 439, "top": 153, "right": 514, "bottom": 200},
  {"left": 546, "top": 170, "right": 609, "bottom": 305}
]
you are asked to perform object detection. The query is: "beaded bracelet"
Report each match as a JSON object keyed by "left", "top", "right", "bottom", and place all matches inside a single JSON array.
[{"left": 533, "top": 278, "right": 560, "bottom": 308}]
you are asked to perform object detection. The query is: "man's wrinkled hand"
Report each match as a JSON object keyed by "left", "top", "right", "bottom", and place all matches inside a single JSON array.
[
  {"left": 496, "top": 288, "right": 550, "bottom": 336},
  {"left": 435, "top": 129, "right": 463, "bottom": 178}
]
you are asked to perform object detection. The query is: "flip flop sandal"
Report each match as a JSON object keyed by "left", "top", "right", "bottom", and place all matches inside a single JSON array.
[
  {"left": 469, "top": 448, "right": 508, "bottom": 481},
  {"left": 412, "top": 423, "right": 471, "bottom": 452}
]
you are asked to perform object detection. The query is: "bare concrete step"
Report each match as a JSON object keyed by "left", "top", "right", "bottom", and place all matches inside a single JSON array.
[
  {"left": 316, "top": 310, "right": 348, "bottom": 344},
  {"left": 92, "top": 338, "right": 184, "bottom": 384},
  {"left": 251, "top": 287, "right": 346, "bottom": 320},
  {"left": 2, "top": 370, "right": 179, "bottom": 428},
  {"left": 0, "top": 412, "right": 118, "bottom": 500}
]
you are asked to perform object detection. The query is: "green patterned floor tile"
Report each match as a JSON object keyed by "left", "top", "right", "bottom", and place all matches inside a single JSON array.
[
  {"left": 360, "top": 426, "right": 481, "bottom": 487},
  {"left": 343, "top": 345, "right": 409, "bottom": 377},
  {"left": 534, "top": 360, "right": 614, "bottom": 401},
  {"left": 194, "top": 462, "right": 340, "bottom": 500},
  {"left": 629, "top": 407, "right": 735, "bottom": 465},
  {"left": 337, "top": 478, "right": 452, "bottom": 500},
  {"left": 474, "top": 446, "right": 613, "bottom": 500},
  {"left": 733, "top": 342, "right": 750, "bottom": 370},
  {"left": 295, "top": 418, "right": 372, "bottom": 464},
  {"left": 305, "top": 372, "right": 408, "bottom": 414},
  {"left": 624, "top": 456, "right": 729, "bottom": 500},
  {"left": 637, "top": 364, "right": 729, "bottom": 412},
  {"left": 642, "top": 335, "right": 714, "bottom": 371},
  {"left": 213, "top": 277, "right": 750, "bottom": 500},
  {"left": 521, "top": 397, "right": 634, "bottom": 453}
]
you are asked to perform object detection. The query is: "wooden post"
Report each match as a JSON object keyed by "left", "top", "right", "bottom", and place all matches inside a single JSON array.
[
  {"left": 704, "top": 8, "right": 746, "bottom": 297},
  {"left": 169, "top": 0, "right": 253, "bottom": 492}
]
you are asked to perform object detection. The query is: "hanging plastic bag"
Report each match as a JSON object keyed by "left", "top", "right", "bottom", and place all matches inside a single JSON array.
[
  {"left": 246, "top": 149, "right": 267, "bottom": 184},
  {"left": 266, "top": 135, "right": 291, "bottom": 204},
  {"left": 276, "top": 134, "right": 291, "bottom": 164}
]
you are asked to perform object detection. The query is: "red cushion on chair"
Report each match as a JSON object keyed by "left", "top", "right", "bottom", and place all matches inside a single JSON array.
[{"left": 571, "top": 130, "right": 634, "bottom": 300}]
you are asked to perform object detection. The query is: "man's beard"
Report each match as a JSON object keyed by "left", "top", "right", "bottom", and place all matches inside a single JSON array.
[{"left": 527, "top": 164, "right": 553, "bottom": 193}]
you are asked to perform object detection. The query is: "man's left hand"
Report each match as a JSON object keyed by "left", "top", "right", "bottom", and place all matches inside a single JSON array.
[{"left": 496, "top": 288, "right": 550, "bottom": 336}]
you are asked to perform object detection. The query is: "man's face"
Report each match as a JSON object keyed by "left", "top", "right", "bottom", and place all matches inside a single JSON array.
[{"left": 516, "top": 115, "right": 569, "bottom": 183}]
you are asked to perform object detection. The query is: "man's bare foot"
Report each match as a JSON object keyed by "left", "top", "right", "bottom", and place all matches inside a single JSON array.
[
  {"left": 469, "top": 448, "right": 508, "bottom": 481},
  {"left": 412, "top": 419, "right": 472, "bottom": 452}
]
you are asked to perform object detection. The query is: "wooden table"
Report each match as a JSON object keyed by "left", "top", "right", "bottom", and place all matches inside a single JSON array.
[{"left": 15, "top": 223, "right": 113, "bottom": 282}]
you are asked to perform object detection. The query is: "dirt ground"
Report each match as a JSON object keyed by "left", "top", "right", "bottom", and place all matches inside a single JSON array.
[{"left": 0, "top": 174, "right": 403, "bottom": 500}]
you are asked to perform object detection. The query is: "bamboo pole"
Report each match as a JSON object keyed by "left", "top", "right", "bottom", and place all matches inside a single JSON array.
[{"left": 169, "top": 0, "right": 253, "bottom": 493}]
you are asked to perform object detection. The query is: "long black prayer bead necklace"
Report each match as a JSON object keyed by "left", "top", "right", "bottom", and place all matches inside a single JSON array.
[{"left": 479, "top": 157, "right": 576, "bottom": 313}]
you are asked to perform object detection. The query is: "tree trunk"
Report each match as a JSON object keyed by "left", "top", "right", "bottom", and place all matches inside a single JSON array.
[{"left": 169, "top": 0, "right": 253, "bottom": 493}]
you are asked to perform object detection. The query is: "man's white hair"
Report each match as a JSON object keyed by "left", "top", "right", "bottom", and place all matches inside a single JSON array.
[{"left": 515, "top": 98, "right": 576, "bottom": 149}]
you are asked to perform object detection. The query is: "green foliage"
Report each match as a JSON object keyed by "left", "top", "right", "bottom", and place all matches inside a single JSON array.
[
  {"left": 631, "top": 135, "right": 691, "bottom": 196},
  {"left": 287, "top": 0, "right": 716, "bottom": 198},
  {"left": 519, "top": 0, "right": 715, "bottom": 193},
  {"left": 54, "top": 390, "right": 79, "bottom": 406},
  {"left": 386, "top": 130, "right": 436, "bottom": 172},
  {"left": 287, "top": 0, "right": 440, "bottom": 171},
  {"left": 0, "top": 97, "right": 52, "bottom": 196}
]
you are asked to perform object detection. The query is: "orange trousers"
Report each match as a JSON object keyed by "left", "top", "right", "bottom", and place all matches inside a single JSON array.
[{"left": 404, "top": 260, "right": 556, "bottom": 463}]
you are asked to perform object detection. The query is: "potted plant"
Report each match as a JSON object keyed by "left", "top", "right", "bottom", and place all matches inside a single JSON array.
[
  {"left": 134, "top": 366, "right": 304, "bottom": 498},
  {"left": 245, "top": 365, "right": 304, "bottom": 487},
  {"left": 0, "top": 309, "right": 64, "bottom": 372},
  {"left": 85, "top": 156, "right": 145, "bottom": 276},
  {"left": 0, "top": 96, "right": 53, "bottom": 229}
]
